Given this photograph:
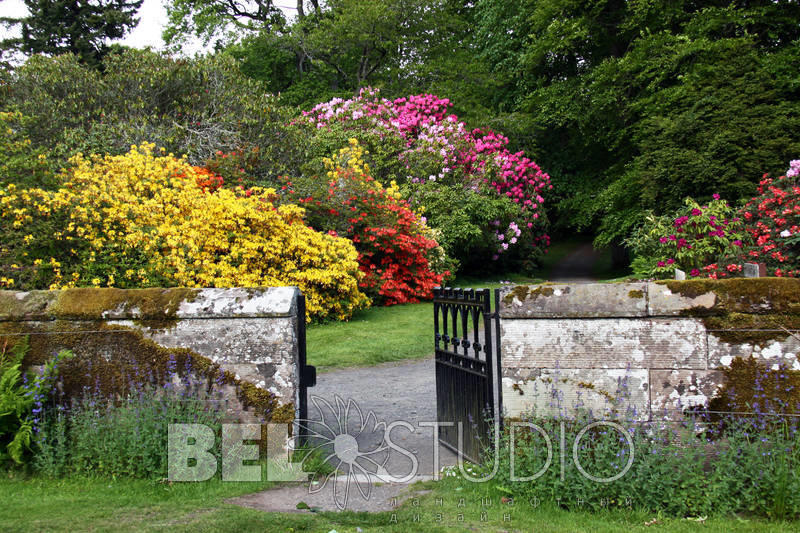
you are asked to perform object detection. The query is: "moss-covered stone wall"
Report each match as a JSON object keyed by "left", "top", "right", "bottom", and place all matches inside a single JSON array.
[
  {"left": 499, "top": 279, "right": 800, "bottom": 420},
  {"left": 0, "top": 287, "right": 302, "bottom": 423}
]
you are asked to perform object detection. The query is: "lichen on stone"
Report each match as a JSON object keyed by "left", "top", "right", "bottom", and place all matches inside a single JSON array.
[
  {"left": 502, "top": 285, "right": 556, "bottom": 305},
  {"left": 708, "top": 356, "right": 800, "bottom": 415},
  {"left": 51, "top": 287, "right": 200, "bottom": 321}
]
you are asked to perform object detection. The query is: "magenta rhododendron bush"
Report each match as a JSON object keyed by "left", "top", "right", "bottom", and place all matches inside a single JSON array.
[{"left": 301, "top": 89, "right": 552, "bottom": 267}]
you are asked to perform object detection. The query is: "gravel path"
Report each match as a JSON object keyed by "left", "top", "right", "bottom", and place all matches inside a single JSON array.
[
  {"left": 230, "top": 358, "right": 458, "bottom": 513},
  {"left": 308, "top": 357, "right": 457, "bottom": 478}
]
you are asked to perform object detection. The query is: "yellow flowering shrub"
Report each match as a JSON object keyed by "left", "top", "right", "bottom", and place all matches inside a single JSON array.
[{"left": 0, "top": 144, "right": 369, "bottom": 321}]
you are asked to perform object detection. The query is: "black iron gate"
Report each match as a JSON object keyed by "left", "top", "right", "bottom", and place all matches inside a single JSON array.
[{"left": 434, "top": 287, "right": 502, "bottom": 463}]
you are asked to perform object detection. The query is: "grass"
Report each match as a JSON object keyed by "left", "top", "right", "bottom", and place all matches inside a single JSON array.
[
  {"left": 1, "top": 473, "right": 795, "bottom": 532},
  {"left": 308, "top": 302, "right": 434, "bottom": 372}
]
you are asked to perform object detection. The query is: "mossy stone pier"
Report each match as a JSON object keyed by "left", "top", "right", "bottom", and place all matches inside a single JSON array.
[
  {"left": 498, "top": 279, "right": 800, "bottom": 420},
  {"left": 0, "top": 287, "right": 303, "bottom": 424}
]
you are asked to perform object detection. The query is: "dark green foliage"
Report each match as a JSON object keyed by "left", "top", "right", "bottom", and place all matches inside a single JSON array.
[
  {"left": 0, "top": 337, "right": 72, "bottom": 465},
  {"left": 1, "top": 0, "right": 143, "bottom": 66},
  {"left": 220, "top": 0, "right": 800, "bottom": 250},
  {"left": 469, "top": 0, "right": 800, "bottom": 247},
  {"left": 404, "top": 183, "right": 535, "bottom": 274},
  {"left": 0, "top": 49, "right": 294, "bottom": 184}
]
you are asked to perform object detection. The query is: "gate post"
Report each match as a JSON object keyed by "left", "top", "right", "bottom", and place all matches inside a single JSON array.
[{"left": 493, "top": 288, "right": 503, "bottom": 431}]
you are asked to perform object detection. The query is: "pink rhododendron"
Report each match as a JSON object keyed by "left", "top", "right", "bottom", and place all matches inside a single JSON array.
[{"left": 302, "top": 88, "right": 551, "bottom": 259}]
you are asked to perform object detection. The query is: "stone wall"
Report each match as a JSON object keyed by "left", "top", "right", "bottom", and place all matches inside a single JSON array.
[
  {"left": 499, "top": 279, "right": 800, "bottom": 420},
  {"left": 0, "top": 287, "right": 303, "bottom": 422}
]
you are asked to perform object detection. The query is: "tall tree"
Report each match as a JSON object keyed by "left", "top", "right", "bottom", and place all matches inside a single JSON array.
[
  {"left": 163, "top": 0, "right": 285, "bottom": 46},
  {"left": 1, "top": 0, "right": 144, "bottom": 65}
]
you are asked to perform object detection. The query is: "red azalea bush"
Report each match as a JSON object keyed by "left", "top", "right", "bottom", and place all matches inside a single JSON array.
[
  {"left": 280, "top": 140, "right": 449, "bottom": 305},
  {"left": 741, "top": 162, "right": 800, "bottom": 277},
  {"left": 356, "top": 207, "right": 445, "bottom": 305}
]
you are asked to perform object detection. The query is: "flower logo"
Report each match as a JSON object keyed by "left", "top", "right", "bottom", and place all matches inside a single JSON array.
[{"left": 297, "top": 395, "right": 391, "bottom": 510}]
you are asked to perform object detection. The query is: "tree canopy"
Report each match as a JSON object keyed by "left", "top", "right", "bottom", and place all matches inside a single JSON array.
[
  {"left": 1, "top": 0, "right": 143, "bottom": 65},
  {"left": 5, "top": 0, "right": 800, "bottom": 255}
]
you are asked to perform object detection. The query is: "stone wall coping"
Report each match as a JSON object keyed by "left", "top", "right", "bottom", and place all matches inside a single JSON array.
[
  {"left": 0, "top": 286, "right": 300, "bottom": 321},
  {"left": 498, "top": 278, "right": 800, "bottom": 318}
]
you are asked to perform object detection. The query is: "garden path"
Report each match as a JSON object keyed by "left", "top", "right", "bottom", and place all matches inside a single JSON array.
[
  {"left": 548, "top": 242, "right": 602, "bottom": 282},
  {"left": 231, "top": 358, "right": 457, "bottom": 513},
  {"left": 308, "top": 357, "right": 457, "bottom": 477}
]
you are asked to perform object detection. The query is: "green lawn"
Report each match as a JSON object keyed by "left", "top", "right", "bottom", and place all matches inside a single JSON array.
[
  {"left": 1, "top": 473, "right": 794, "bottom": 532},
  {"left": 307, "top": 302, "right": 434, "bottom": 371}
]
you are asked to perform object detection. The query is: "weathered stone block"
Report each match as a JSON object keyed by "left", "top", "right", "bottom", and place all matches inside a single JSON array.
[
  {"left": 0, "top": 286, "right": 299, "bottom": 321},
  {"left": 502, "top": 368, "right": 650, "bottom": 420},
  {"left": 0, "top": 287, "right": 303, "bottom": 421},
  {"left": 114, "top": 317, "right": 299, "bottom": 401},
  {"left": 501, "top": 318, "right": 708, "bottom": 369},
  {"left": 707, "top": 332, "right": 800, "bottom": 370},
  {"left": 706, "top": 333, "right": 753, "bottom": 369},
  {"left": 499, "top": 283, "right": 648, "bottom": 318},
  {"left": 647, "top": 282, "right": 716, "bottom": 316},
  {"left": 652, "top": 279, "right": 800, "bottom": 314},
  {"left": 751, "top": 337, "right": 800, "bottom": 371},
  {"left": 743, "top": 263, "right": 761, "bottom": 278},
  {"left": 175, "top": 287, "right": 298, "bottom": 318},
  {"left": 649, "top": 369, "right": 725, "bottom": 415}
]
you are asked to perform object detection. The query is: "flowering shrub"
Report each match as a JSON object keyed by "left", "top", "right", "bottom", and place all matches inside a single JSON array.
[
  {"left": 629, "top": 159, "right": 800, "bottom": 279},
  {"left": 740, "top": 161, "right": 800, "bottom": 277},
  {"left": 299, "top": 89, "right": 552, "bottom": 267},
  {"left": 0, "top": 144, "right": 369, "bottom": 321},
  {"left": 280, "top": 140, "right": 448, "bottom": 305},
  {"left": 626, "top": 196, "right": 750, "bottom": 279}
]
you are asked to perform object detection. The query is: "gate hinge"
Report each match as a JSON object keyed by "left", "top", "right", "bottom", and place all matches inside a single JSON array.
[{"left": 302, "top": 365, "right": 316, "bottom": 388}]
